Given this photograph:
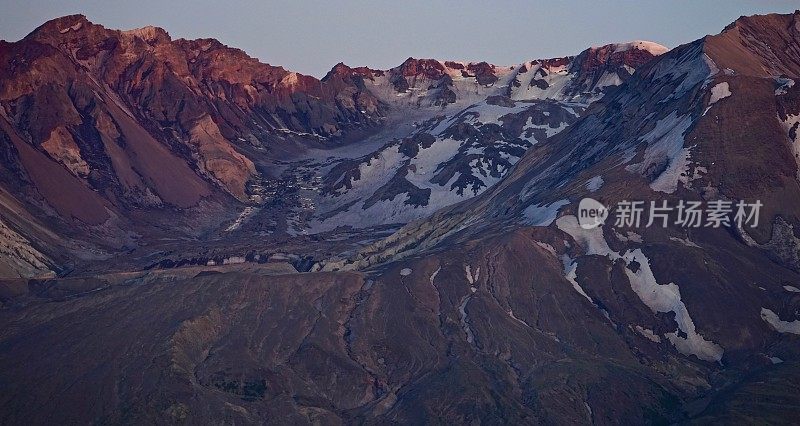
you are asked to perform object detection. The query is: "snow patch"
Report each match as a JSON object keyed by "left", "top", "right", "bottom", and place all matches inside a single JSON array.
[
  {"left": 400, "top": 268, "right": 412, "bottom": 276},
  {"left": 534, "top": 241, "right": 558, "bottom": 258},
  {"left": 761, "top": 308, "right": 800, "bottom": 334},
  {"left": 522, "top": 199, "right": 569, "bottom": 226},
  {"left": 429, "top": 266, "right": 441, "bottom": 284},
  {"left": 670, "top": 236, "right": 701, "bottom": 248},
  {"left": 775, "top": 77, "right": 795, "bottom": 96},
  {"left": 522, "top": 117, "right": 568, "bottom": 139},
  {"left": 650, "top": 46, "right": 717, "bottom": 103},
  {"left": 465, "top": 264, "right": 480, "bottom": 285},
  {"left": 561, "top": 254, "right": 594, "bottom": 304},
  {"left": 615, "top": 230, "right": 643, "bottom": 243},
  {"left": 594, "top": 71, "right": 624, "bottom": 90},
  {"left": 59, "top": 22, "right": 83, "bottom": 34},
  {"left": 556, "top": 215, "right": 614, "bottom": 256},
  {"left": 225, "top": 206, "right": 258, "bottom": 232},
  {"left": 585, "top": 176, "right": 604, "bottom": 192},
  {"left": 609, "top": 40, "right": 669, "bottom": 56},
  {"left": 627, "top": 112, "right": 694, "bottom": 194},
  {"left": 709, "top": 82, "right": 731, "bottom": 105},
  {"left": 556, "top": 215, "right": 724, "bottom": 362}
]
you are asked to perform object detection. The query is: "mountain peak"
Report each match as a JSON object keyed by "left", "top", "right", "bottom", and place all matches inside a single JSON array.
[
  {"left": 606, "top": 40, "right": 669, "bottom": 56},
  {"left": 24, "top": 14, "right": 94, "bottom": 41},
  {"left": 574, "top": 40, "right": 667, "bottom": 74},
  {"left": 121, "top": 25, "right": 171, "bottom": 44},
  {"left": 322, "top": 62, "right": 383, "bottom": 81},
  {"left": 26, "top": 15, "right": 174, "bottom": 47},
  {"left": 587, "top": 41, "right": 669, "bottom": 57},
  {"left": 708, "top": 10, "right": 800, "bottom": 77},
  {"left": 396, "top": 57, "right": 448, "bottom": 77},
  {"left": 723, "top": 9, "right": 800, "bottom": 33}
]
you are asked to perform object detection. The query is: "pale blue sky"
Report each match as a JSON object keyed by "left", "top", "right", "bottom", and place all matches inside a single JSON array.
[{"left": 1, "top": 1, "right": 798, "bottom": 77}]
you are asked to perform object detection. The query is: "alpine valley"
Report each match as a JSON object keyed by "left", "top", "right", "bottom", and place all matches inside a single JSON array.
[{"left": 1, "top": 11, "right": 800, "bottom": 424}]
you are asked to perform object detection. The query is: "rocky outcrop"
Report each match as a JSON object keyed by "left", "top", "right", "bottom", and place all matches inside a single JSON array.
[
  {"left": 0, "top": 14, "right": 388, "bottom": 218},
  {"left": 0, "top": 14, "right": 395, "bottom": 270}
]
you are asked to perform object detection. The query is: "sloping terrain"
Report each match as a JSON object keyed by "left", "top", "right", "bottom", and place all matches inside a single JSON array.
[
  {"left": 300, "top": 43, "right": 663, "bottom": 232},
  {"left": 317, "top": 10, "right": 800, "bottom": 420},
  {"left": 0, "top": 231, "right": 703, "bottom": 424},
  {"left": 1, "top": 10, "right": 800, "bottom": 425},
  {"left": 0, "top": 15, "right": 664, "bottom": 274},
  {"left": 0, "top": 14, "right": 388, "bottom": 275}
]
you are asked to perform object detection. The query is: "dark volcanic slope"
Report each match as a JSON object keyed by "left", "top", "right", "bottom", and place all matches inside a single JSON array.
[
  {"left": 3, "top": 223, "right": 799, "bottom": 424},
  {"left": 1, "top": 231, "right": 688, "bottom": 424}
]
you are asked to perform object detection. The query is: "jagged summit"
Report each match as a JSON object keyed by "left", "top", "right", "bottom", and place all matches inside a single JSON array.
[
  {"left": 325, "top": 40, "right": 669, "bottom": 83},
  {"left": 321, "top": 62, "right": 383, "bottom": 81},
  {"left": 121, "top": 25, "right": 171, "bottom": 43},
  {"left": 17, "top": 14, "right": 670, "bottom": 94},
  {"left": 29, "top": 15, "right": 171, "bottom": 45},
  {"left": 23, "top": 14, "right": 92, "bottom": 39}
]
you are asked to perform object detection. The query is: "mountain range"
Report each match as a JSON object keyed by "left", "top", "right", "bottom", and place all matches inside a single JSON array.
[{"left": 1, "top": 11, "right": 800, "bottom": 424}]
